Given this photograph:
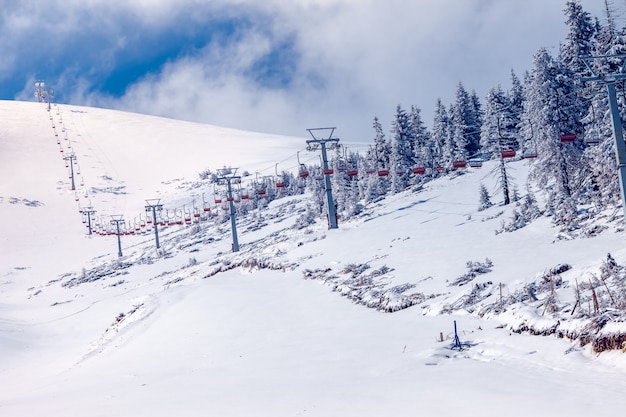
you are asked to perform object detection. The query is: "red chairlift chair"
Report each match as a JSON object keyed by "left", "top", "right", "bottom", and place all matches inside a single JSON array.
[{"left": 501, "top": 149, "right": 516, "bottom": 158}]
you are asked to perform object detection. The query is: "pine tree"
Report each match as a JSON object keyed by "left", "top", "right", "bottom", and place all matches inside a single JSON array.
[
  {"left": 369, "top": 117, "right": 391, "bottom": 195},
  {"left": 478, "top": 183, "right": 493, "bottom": 211},
  {"left": 560, "top": 1, "right": 596, "bottom": 78},
  {"left": 431, "top": 99, "right": 450, "bottom": 170},
  {"left": 372, "top": 117, "right": 391, "bottom": 172},
  {"left": 523, "top": 48, "right": 585, "bottom": 224},
  {"left": 410, "top": 105, "right": 433, "bottom": 178},
  {"left": 450, "top": 82, "right": 475, "bottom": 157},
  {"left": 481, "top": 85, "right": 511, "bottom": 156},
  {"left": 390, "top": 105, "right": 414, "bottom": 192},
  {"left": 507, "top": 69, "right": 524, "bottom": 148}
]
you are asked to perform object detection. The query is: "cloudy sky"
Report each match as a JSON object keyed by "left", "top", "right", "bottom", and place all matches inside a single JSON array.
[{"left": 0, "top": 0, "right": 614, "bottom": 143}]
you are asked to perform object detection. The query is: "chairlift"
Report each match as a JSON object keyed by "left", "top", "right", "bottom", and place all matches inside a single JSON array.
[
  {"left": 434, "top": 166, "right": 446, "bottom": 173},
  {"left": 560, "top": 133, "right": 576, "bottom": 143},
  {"left": 347, "top": 169, "right": 359, "bottom": 177},
  {"left": 584, "top": 101, "right": 601, "bottom": 145},
  {"left": 453, "top": 160, "right": 467, "bottom": 169},
  {"left": 501, "top": 149, "right": 516, "bottom": 158},
  {"left": 323, "top": 169, "right": 334, "bottom": 175},
  {"left": 377, "top": 169, "right": 389, "bottom": 177},
  {"left": 413, "top": 167, "right": 426, "bottom": 175},
  {"left": 297, "top": 152, "right": 310, "bottom": 178},
  {"left": 468, "top": 159, "right": 482, "bottom": 168}
]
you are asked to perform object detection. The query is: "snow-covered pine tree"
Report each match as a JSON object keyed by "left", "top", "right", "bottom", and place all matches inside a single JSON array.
[
  {"left": 480, "top": 85, "right": 514, "bottom": 205},
  {"left": 372, "top": 117, "right": 391, "bottom": 172},
  {"left": 431, "top": 99, "right": 451, "bottom": 170},
  {"left": 451, "top": 82, "right": 480, "bottom": 157},
  {"left": 444, "top": 103, "right": 464, "bottom": 168},
  {"left": 593, "top": 0, "right": 617, "bottom": 56},
  {"left": 561, "top": 1, "right": 596, "bottom": 82},
  {"left": 523, "top": 48, "right": 585, "bottom": 225},
  {"left": 478, "top": 183, "right": 493, "bottom": 211},
  {"left": 369, "top": 117, "right": 391, "bottom": 196},
  {"left": 410, "top": 105, "right": 433, "bottom": 181},
  {"left": 470, "top": 90, "right": 484, "bottom": 152},
  {"left": 358, "top": 152, "right": 380, "bottom": 204},
  {"left": 390, "top": 105, "right": 414, "bottom": 193},
  {"left": 480, "top": 85, "right": 511, "bottom": 156},
  {"left": 507, "top": 69, "right": 525, "bottom": 147}
]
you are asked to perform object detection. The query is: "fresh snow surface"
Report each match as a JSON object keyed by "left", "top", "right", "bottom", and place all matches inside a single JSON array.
[{"left": 1, "top": 100, "right": 626, "bottom": 416}]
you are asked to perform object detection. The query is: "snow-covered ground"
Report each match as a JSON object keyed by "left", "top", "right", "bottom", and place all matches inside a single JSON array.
[{"left": 1, "top": 100, "right": 626, "bottom": 416}]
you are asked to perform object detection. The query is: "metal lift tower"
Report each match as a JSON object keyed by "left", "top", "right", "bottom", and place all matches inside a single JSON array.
[
  {"left": 306, "top": 127, "right": 340, "bottom": 229},
  {"left": 145, "top": 199, "right": 163, "bottom": 250},
  {"left": 581, "top": 54, "right": 626, "bottom": 225},
  {"left": 80, "top": 206, "right": 96, "bottom": 235},
  {"left": 110, "top": 215, "right": 125, "bottom": 257},
  {"left": 217, "top": 167, "right": 241, "bottom": 252}
]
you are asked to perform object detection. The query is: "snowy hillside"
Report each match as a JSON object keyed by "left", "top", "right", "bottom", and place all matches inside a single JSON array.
[{"left": 2, "top": 100, "right": 626, "bottom": 416}]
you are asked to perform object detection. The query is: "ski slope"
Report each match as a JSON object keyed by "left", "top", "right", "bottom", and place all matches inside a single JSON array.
[{"left": 1, "top": 100, "right": 626, "bottom": 416}]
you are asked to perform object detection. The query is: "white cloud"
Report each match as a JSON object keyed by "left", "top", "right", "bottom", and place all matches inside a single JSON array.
[{"left": 5, "top": 0, "right": 616, "bottom": 142}]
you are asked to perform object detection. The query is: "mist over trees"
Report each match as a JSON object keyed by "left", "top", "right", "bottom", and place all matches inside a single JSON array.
[{"left": 292, "top": 0, "right": 626, "bottom": 229}]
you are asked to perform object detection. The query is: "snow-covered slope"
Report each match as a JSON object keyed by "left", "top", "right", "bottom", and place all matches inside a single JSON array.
[{"left": 1, "top": 100, "right": 626, "bottom": 416}]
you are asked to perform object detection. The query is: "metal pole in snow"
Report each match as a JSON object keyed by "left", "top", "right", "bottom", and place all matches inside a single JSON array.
[
  {"left": 453, "top": 320, "right": 462, "bottom": 350},
  {"left": 605, "top": 80, "right": 626, "bottom": 225},
  {"left": 216, "top": 168, "right": 241, "bottom": 252},
  {"left": 306, "top": 127, "right": 340, "bottom": 229},
  {"left": 581, "top": 55, "right": 626, "bottom": 225},
  {"left": 81, "top": 207, "right": 96, "bottom": 235},
  {"left": 145, "top": 199, "right": 163, "bottom": 250},
  {"left": 227, "top": 179, "right": 240, "bottom": 252},
  {"left": 65, "top": 153, "right": 77, "bottom": 191},
  {"left": 110, "top": 215, "right": 124, "bottom": 257}
]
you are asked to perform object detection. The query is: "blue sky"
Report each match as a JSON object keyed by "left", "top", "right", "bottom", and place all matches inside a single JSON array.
[{"left": 0, "top": 0, "right": 613, "bottom": 142}]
